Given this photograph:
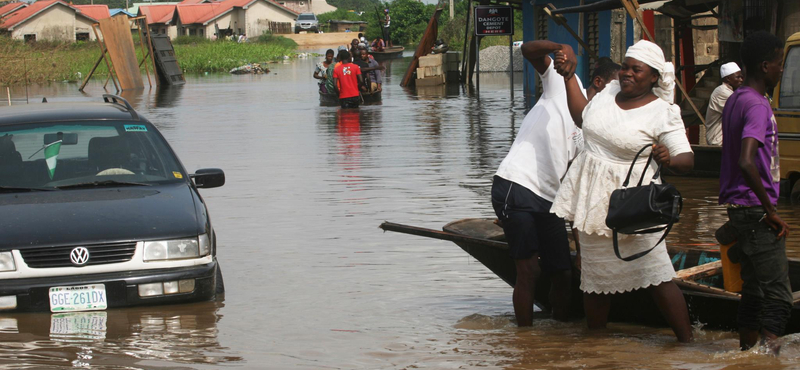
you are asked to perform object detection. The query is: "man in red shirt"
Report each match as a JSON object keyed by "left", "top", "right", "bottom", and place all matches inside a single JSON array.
[{"left": 332, "top": 50, "right": 364, "bottom": 108}]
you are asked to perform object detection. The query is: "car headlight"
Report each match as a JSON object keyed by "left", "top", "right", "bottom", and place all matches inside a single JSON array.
[
  {"left": 0, "top": 252, "right": 15, "bottom": 272},
  {"left": 143, "top": 235, "right": 209, "bottom": 262}
]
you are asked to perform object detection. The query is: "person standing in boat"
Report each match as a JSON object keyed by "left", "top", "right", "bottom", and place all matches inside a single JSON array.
[
  {"left": 332, "top": 50, "right": 365, "bottom": 109},
  {"left": 719, "top": 31, "right": 791, "bottom": 353},
  {"left": 705, "top": 62, "right": 744, "bottom": 145},
  {"left": 551, "top": 40, "right": 694, "bottom": 343},
  {"left": 314, "top": 49, "right": 335, "bottom": 94},
  {"left": 492, "top": 40, "right": 608, "bottom": 326},
  {"left": 383, "top": 9, "right": 391, "bottom": 47}
]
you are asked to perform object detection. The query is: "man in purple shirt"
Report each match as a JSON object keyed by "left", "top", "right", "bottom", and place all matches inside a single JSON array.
[{"left": 719, "top": 30, "right": 790, "bottom": 353}]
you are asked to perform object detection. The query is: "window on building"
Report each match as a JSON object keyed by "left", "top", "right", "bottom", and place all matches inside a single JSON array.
[
  {"left": 199, "top": 29, "right": 204, "bottom": 36},
  {"left": 189, "top": 28, "right": 196, "bottom": 36},
  {"left": 76, "top": 33, "right": 90, "bottom": 41},
  {"left": 780, "top": 46, "right": 800, "bottom": 109},
  {"left": 23, "top": 34, "right": 36, "bottom": 43}
]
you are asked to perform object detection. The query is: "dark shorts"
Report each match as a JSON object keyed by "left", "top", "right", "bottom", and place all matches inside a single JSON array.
[
  {"left": 491, "top": 176, "right": 571, "bottom": 272},
  {"left": 340, "top": 96, "right": 360, "bottom": 108},
  {"left": 727, "top": 206, "right": 793, "bottom": 335}
]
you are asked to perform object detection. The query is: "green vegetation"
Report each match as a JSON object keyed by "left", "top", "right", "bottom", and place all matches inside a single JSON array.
[
  {"left": 319, "top": 0, "right": 522, "bottom": 51},
  {"left": 175, "top": 37, "right": 296, "bottom": 72},
  {"left": 0, "top": 33, "right": 297, "bottom": 85}
]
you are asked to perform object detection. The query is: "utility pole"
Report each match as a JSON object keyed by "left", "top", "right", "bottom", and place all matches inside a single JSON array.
[{"left": 449, "top": 0, "right": 454, "bottom": 19}]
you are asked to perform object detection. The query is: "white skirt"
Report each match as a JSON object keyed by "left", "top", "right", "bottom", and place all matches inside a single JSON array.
[{"left": 579, "top": 231, "right": 677, "bottom": 294}]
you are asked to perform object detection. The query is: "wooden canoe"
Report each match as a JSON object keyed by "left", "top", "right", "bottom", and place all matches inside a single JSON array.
[
  {"left": 319, "top": 91, "right": 382, "bottom": 107},
  {"left": 370, "top": 46, "right": 405, "bottom": 62},
  {"left": 380, "top": 218, "right": 800, "bottom": 332}
]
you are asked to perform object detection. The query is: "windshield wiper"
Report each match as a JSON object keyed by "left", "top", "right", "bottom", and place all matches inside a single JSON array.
[
  {"left": 0, "top": 186, "right": 56, "bottom": 193},
  {"left": 55, "top": 180, "right": 152, "bottom": 189}
]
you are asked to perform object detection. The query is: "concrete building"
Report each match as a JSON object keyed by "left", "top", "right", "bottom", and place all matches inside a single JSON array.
[
  {"left": 278, "top": 0, "right": 310, "bottom": 14},
  {"left": 0, "top": 0, "right": 109, "bottom": 42},
  {"left": 173, "top": 0, "right": 298, "bottom": 38},
  {"left": 139, "top": 4, "right": 178, "bottom": 38},
  {"left": 328, "top": 20, "right": 366, "bottom": 33}
]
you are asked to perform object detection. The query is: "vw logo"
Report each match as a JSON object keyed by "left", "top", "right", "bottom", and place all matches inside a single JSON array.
[{"left": 70, "top": 247, "right": 90, "bottom": 266}]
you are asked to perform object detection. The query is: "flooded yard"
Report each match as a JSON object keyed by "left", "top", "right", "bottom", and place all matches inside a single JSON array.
[{"left": 2, "top": 56, "right": 800, "bottom": 369}]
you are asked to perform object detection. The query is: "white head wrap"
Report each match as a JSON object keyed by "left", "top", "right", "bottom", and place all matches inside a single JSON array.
[
  {"left": 720, "top": 62, "right": 741, "bottom": 79},
  {"left": 624, "top": 40, "right": 675, "bottom": 102}
]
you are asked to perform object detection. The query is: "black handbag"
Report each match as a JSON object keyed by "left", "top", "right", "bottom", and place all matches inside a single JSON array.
[{"left": 605, "top": 144, "right": 683, "bottom": 261}]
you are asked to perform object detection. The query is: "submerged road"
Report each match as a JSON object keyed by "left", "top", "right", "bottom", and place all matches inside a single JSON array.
[{"left": 2, "top": 55, "right": 800, "bottom": 369}]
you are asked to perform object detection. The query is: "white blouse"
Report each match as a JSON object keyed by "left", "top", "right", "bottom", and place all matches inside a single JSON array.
[{"left": 551, "top": 80, "right": 693, "bottom": 237}]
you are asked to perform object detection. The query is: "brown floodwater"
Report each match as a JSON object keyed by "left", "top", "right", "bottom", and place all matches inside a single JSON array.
[{"left": 2, "top": 55, "right": 800, "bottom": 369}]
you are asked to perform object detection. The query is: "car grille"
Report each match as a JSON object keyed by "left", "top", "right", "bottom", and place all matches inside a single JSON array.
[{"left": 19, "top": 242, "right": 137, "bottom": 268}]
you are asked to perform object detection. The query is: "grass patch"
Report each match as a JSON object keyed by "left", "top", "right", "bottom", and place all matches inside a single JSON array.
[{"left": 0, "top": 34, "right": 297, "bottom": 85}]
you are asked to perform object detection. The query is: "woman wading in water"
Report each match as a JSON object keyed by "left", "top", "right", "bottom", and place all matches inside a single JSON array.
[{"left": 551, "top": 40, "right": 695, "bottom": 342}]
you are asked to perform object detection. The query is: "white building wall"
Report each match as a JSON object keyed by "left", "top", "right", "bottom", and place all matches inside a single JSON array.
[
  {"left": 243, "top": 0, "right": 295, "bottom": 37},
  {"left": 11, "top": 5, "right": 75, "bottom": 41}
]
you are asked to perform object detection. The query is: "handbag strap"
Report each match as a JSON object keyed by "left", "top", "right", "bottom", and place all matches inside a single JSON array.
[
  {"left": 612, "top": 196, "right": 680, "bottom": 261},
  {"left": 623, "top": 144, "right": 662, "bottom": 188}
]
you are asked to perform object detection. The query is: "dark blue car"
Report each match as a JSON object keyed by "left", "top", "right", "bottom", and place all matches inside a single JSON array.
[{"left": 0, "top": 95, "right": 225, "bottom": 312}]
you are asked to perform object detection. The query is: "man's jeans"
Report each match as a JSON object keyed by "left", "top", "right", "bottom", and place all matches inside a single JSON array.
[{"left": 727, "top": 207, "right": 793, "bottom": 336}]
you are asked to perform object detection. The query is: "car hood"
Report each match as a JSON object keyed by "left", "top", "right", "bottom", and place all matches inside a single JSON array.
[{"left": 0, "top": 183, "right": 201, "bottom": 250}]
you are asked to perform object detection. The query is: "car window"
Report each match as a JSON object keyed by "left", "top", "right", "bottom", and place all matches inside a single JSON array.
[
  {"left": 779, "top": 46, "right": 800, "bottom": 109},
  {"left": 0, "top": 121, "right": 186, "bottom": 189},
  {"left": 298, "top": 14, "right": 315, "bottom": 20}
]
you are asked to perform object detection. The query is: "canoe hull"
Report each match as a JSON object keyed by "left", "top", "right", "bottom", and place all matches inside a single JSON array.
[
  {"left": 443, "top": 218, "right": 800, "bottom": 332},
  {"left": 371, "top": 47, "right": 405, "bottom": 62},
  {"left": 319, "top": 91, "right": 382, "bottom": 106}
]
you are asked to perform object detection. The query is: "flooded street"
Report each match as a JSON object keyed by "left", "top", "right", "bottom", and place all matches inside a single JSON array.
[{"left": 3, "top": 55, "right": 800, "bottom": 369}]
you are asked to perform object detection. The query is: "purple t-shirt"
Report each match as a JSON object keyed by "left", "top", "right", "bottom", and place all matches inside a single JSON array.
[{"left": 719, "top": 86, "right": 780, "bottom": 206}]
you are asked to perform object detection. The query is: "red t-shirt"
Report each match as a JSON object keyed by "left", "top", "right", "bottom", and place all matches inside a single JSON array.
[{"left": 333, "top": 62, "right": 361, "bottom": 99}]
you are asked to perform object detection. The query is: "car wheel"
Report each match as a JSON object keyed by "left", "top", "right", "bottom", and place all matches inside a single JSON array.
[{"left": 215, "top": 263, "right": 225, "bottom": 297}]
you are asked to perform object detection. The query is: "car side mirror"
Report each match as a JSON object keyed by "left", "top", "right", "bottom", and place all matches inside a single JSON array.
[{"left": 191, "top": 168, "right": 225, "bottom": 189}]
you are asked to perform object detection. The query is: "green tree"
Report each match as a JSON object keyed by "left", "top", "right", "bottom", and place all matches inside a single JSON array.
[{"left": 365, "top": 0, "right": 435, "bottom": 46}]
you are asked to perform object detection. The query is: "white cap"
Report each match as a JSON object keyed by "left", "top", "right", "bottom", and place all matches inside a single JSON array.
[{"left": 720, "top": 62, "right": 741, "bottom": 79}]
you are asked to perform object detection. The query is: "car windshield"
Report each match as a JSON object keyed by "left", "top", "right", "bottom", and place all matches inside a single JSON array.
[
  {"left": 298, "top": 14, "right": 315, "bottom": 20},
  {"left": 0, "top": 121, "right": 186, "bottom": 190}
]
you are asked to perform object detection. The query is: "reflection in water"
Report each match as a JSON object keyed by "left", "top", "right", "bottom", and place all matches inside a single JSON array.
[{"left": 0, "top": 300, "right": 241, "bottom": 367}]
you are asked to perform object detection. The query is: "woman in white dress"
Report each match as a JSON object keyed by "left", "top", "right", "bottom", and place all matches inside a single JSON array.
[{"left": 551, "top": 40, "right": 694, "bottom": 342}]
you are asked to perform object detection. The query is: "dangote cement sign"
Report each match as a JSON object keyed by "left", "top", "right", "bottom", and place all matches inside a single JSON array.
[{"left": 474, "top": 6, "right": 513, "bottom": 36}]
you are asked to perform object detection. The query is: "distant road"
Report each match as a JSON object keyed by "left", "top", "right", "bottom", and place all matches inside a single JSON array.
[{"left": 284, "top": 32, "right": 360, "bottom": 47}]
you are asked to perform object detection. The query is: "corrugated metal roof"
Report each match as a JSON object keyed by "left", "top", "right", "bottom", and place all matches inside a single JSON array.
[
  {"left": 74, "top": 4, "right": 110, "bottom": 21},
  {"left": 0, "top": 2, "right": 27, "bottom": 18},
  {"left": 139, "top": 4, "right": 177, "bottom": 24},
  {"left": 109, "top": 8, "right": 136, "bottom": 17},
  {"left": 1, "top": 0, "right": 66, "bottom": 30},
  {"left": 176, "top": 0, "right": 297, "bottom": 26}
]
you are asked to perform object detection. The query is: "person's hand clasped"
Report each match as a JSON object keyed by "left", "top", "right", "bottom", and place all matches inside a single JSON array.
[
  {"left": 553, "top": 44, "right": 577, "bottom": 80},
  {"left": 652, "top": 144, "right": 671, "bottom": 167}
]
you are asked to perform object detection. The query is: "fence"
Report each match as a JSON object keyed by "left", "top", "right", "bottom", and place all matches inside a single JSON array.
[{"left": 267, "top": 22, "right": 292, "bottom": 34}]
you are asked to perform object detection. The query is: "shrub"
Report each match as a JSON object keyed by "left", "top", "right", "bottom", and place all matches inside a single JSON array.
[{"left": 254, "top": 31, "right": 298, "bottom": 48}]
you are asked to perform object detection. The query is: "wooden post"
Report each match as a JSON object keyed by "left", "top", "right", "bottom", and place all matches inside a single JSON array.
[
  {"left": 93, "top": 24, "right": 120, "bottom": 91},
  {"left": 461, "top": 0, "right": 472, "bottom": 83},
  {"left": 79, "top": 50, "right": 106, "bottom": 92},
  {"left": 136, "top": 19, "right": 152, "bottom": 88}
]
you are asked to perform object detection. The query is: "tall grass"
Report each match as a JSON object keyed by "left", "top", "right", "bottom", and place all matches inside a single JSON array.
[
  {"left": 0, "top": 34, "right": 297, "bottom": 85},
  {"left": 174, "top": 39, "right": 295, "bottom": 72}
]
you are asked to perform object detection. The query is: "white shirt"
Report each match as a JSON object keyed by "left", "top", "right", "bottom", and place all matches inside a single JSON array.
[
  {"left": 495, "top": 61, "right": 585, "bottom": 202},
  {"left": 704, "top": 82, "right": 734, "bottom": 146}
]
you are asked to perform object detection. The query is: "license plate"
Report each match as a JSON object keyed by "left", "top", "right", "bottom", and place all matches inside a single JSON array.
[
  {"left": 50, "top": 312, "right": 107, "bottom": 340},
  {"left": 48, "top": 284, "right": 108, "bottom": 312}
]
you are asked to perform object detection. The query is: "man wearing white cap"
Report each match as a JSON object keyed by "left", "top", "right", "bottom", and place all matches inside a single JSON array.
[{"left": 705, "top": 62, "right": 744, "bottom": 145}]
